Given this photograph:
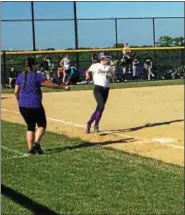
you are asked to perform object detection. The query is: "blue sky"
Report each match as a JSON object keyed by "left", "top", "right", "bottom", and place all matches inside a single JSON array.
[{"left": 1, "top": 1, "right": 184, "bottom": 50}]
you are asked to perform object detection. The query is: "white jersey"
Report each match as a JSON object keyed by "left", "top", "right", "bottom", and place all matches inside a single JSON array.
[
  {"left": 88, "top": 63, "right": 113, "bottom": 88},
  {"left": 63, "top": 57, "right": 70, "bottom": 70}
]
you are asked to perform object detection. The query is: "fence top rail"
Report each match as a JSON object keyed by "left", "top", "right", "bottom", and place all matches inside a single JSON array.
[
  {"left": 1, "top": 46, "right": 185, "bottom": 55},
  {"left": 1, "top": 16, "right": 184, "bottom": 22}
]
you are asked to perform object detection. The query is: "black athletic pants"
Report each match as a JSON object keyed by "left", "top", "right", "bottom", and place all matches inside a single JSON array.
[
  {"left": 94, "top": 85, "right": 110, "bottom": 112},
  {"left": 19, "top": 106, "right": 47, "bottom": 132}
]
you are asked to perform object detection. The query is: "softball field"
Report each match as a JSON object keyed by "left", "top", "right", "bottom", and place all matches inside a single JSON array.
[{"left": 1, "top": 84, "right": 184, "bottom": 166}]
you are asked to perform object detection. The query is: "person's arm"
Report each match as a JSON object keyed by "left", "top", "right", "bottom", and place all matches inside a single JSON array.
[
  {"left": 85, "top": 70, "right": 91, "bottom": 80},
  {"left": 14, "top": 74, "right": 21, "bottom": 101},
  {"left": 41, "top": 80, "right": 70, "bottom": 90},
  {"left": 14, "top": 85, "right": 20, "bottom": 101},
  {"left": 85, "top": 64, "right": 94, "bottom": 80},
  {"left": 37, "top": 73, "right": 70, "bottom": 90}
]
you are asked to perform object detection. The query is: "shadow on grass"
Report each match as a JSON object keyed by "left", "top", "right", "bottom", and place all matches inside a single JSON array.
[
  {"left": 45, "top": 137, "right": 135, "bottom": 154},
  {"left": 1, "top": 184, "right": 61, "bottom": 215}
]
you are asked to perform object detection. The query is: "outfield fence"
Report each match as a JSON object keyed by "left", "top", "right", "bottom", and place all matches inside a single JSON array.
[
  {"left": 1, "top": 2, "right": 185, "bottom": 85},
  {"left": 1, "top": 46, "right": 185, "bottom": 86}
]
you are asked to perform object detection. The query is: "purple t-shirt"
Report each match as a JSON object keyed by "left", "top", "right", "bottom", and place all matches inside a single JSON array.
[{"left": 16, "top": 72, "right": 46, "bottom": 108}]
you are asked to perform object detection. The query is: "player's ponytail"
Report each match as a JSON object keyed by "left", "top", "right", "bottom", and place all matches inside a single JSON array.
[{"left": 22, "top": 57, "right": 36, "bottom": 89}]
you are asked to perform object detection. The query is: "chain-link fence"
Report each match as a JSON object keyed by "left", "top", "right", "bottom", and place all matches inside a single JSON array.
[{"left": 1, "top": 2, "right": 185, "bottom": 86}]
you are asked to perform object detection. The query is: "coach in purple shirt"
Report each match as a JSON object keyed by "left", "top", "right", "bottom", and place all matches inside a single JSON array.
[{"left": 14, "top": 57, "right": 70, "bottom": 154}]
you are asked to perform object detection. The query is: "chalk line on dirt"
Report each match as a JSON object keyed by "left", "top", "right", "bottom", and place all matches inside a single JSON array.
[{"left": 1, "top": 108, "right": 184, "bottom": 150}]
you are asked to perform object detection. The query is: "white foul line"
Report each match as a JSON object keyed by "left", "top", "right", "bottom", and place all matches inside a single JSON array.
[
  {"left": 1, "top": 145, "right": 30, "bottom": 159},
  {"left": 47, "top": 117, "right": 85, "bottom": 128},
  {"left": 1, "top": 108, "right": 184, "bottom": 150},
  {"left": 1, "top": 108, "right": 85, "bottom": 128}
]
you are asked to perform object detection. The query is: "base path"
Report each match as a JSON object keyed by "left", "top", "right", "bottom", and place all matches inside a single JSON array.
[{"left": 1, "top": 85, "right": 184, "bottom": 166}]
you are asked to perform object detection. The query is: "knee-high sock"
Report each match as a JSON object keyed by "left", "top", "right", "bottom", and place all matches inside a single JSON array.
[
  {"left": 94, "top": 111, "right": 103, "bottom": 127},
  {"left": 87, "top": 110, "right": 97, "bottom": 126}
]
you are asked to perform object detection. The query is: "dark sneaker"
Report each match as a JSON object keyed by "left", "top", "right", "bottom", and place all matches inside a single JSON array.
[
  {"left": 94, "top": 126, "right": 99, "bottom": 133},
  {"left": 85, "top": 125, "right": 91, "bottom": 134},
  {"left": 27, "top": 148, "right": 36, "bottom": 155},
  {"left": 32, "top": 142, "right": 43, "bottom": 154}
]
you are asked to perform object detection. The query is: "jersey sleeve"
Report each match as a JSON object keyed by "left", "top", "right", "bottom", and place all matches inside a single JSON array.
[{"left": 88, "top": 64, "right": 95, "bottom": 73}]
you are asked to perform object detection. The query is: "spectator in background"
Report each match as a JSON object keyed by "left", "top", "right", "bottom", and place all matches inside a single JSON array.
[
  {"left": 110, "top": 59, "right": 118, "bottom": 82},
  {"left": 144, "top": 54, "right": 154, "bottom": 80},
  {"left": 57, "top": 65, "right": 63, "bottom": 84},
  {"left": 91, "top": 53, "right": 99, "bottom": 64},
  {"left": 120, "top": 56, "right": 129, "bottom": 82},
  {"left": 65, "top": 66, "right": 79, "bottom": 85},
  {"left": 171, "top": 70, "right": 176, "bottom": 80},
  {"left": 122, "top": 42, "right": 132, "bottom": 74},
  {"left": 132, "top": 54, "right": 140, "bottom": 81},
  {"left": 40, "top": 56, "right": 51, "bottom": 81},
  {"left": 8, "top": 66, "right": 17, "bottom": 88},
  {"left": 122, "top": 42, "right": 131, "bottom": 59},
  {"left": 60, "top": 54, "right": 71, "bottom": 84},
  {"left": 50, "top": 61, "right": 55, "bottom": 81}
]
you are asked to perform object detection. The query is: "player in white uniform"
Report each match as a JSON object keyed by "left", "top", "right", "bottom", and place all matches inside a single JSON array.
[
  {"left": 85, "top": 52, "right": 114, "bottom": 133},
  {"left": 132, "top": 54, "right": 140, "bottom": 81},
  {"left": 144, "top": 54, "right": 154, "bottom": 80},
  {"left": 60, "top": 54, "right": 71, "bottom": 84}
]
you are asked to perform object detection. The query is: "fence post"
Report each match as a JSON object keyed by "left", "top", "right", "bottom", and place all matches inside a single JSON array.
[
  {"left": 2, "top": 51, "right": 6, "bottom": 87},
  {"left": 73, "top": 2, "right": 79, "bottom": 70},
  {"left": 152, "top": 17, "right": 157, "bottom": 65},
  {"left": 115, "top": 18, "right": 118, "bottom": 60},
  {"left": 31, "top": 1, "right": 36, "bottom": 51}
]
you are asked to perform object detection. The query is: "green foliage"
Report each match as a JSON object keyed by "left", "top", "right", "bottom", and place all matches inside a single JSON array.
[
  {"left": 156, "top": 36, "right": 184, "bottom": 47},
  {"left": 2, "top": 36, "right": 184, "bottom": 79}
]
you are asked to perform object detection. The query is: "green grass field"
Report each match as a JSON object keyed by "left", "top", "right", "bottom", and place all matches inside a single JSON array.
[
  {"left": 2, "top": 120, "right": 184, "bottom": 215},
  {"left": 1, "top": 79, "right": 184, "bottom": 94}
]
